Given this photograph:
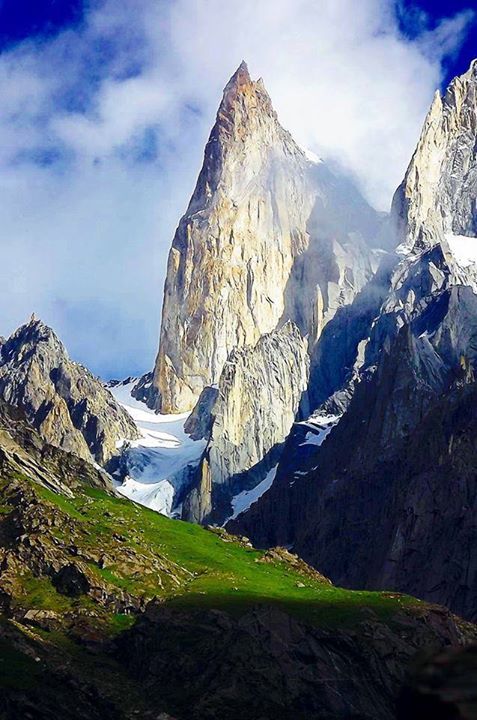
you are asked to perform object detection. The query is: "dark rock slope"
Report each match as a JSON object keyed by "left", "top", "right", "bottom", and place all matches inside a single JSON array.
[
  {"left": 234, "top": 287, "right": 477, "bottom": 621},
  {"left": 119, "top": 602, "right": 474, "bottom": 720},
  {"left": 232, "top": 59, "right": 477, "bottom": 625},
  {"left": 398, "top": 642, "right": 477, "bottom": 719}
]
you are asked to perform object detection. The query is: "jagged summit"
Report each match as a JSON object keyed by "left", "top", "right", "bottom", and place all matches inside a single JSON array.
[
  {"left": 449, "top": 54, "right": 477, "bottom": 87},
  {"left": 152, "top": 62, "right": 383, "bottom": 414},
  {"left": 1, "top": 316, "right": 61, "bottom": 363},
  {"left": 219, "top": 60, "right": 270, "bottom": 110},
  {"left": 226, "top": 60, "right": 251, "bottom": 87},
  {"left": 186, "top": 61, "right": 281, "bottom": 213},
  {"left": 217, "top": 60, "right": 275, "bottom": 130},
  {"left": 220, "top": 60, "right": 270, "bottom": 106}
]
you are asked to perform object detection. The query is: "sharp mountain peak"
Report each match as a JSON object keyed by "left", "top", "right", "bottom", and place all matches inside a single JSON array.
[
  {"left": 218, "top": 60, "right": 274, "bottom": 123},
  {"left": 227, "top": 60, "right": 251, "bottom": 86},
  {"left": 2, "top": 314, "right": 59, "bottom": 355}
]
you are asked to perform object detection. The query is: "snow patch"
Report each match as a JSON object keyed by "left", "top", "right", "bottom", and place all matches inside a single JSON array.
[
  {"left": 110, "top": 380, "right": 206, "bottom": 517},
  {"left": 446, "top": 234, "right": 477, "bottom": 268},
  {"left": 226, "top": 465, "right": 278, "bottom": 522},
  {"left": 115, "top": 476, "right": 175, "bottom": 515},
  {"left": 298, "top": 414, "right": 340, "bottom": 447},
  {"left": 300, "top": 146, "right": 323, "bottom": 164}
]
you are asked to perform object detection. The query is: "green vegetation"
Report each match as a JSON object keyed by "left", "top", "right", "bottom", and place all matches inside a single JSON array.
[
  {"left": 28, "top": 483, "right": 415, "bottom": 627},
  {"left": 35, "top": 485, "right": 85, "bottom": 520},
  {"left": 21, "top": 573, "right": 74, "bottom": 613},
  {"left": 0, "top": 474, "right": 437, "bottom": 719}
]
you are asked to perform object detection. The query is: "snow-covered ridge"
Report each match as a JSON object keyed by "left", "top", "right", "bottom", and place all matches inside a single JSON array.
[
  {"left": 110, "top": 380, "right": 206, "bottom": 516},
  {"left": 108, "top": 383, "right": 338, "bottom": 524}
]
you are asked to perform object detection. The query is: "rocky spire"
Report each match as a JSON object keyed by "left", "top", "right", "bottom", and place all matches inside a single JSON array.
[
  {"left": 222, "top": 60, "right": 251, "bottom": 96},
  {"left": 152, "top": 64, "right": 310, "bottom": 413},
  {"left": 152, "top": 63, "right": 383, "bottom": 413},
  {"left": 392, "top": 58, "right": 477, "bottom": 252},
  {"left": 186, "top": 60, "right": 280, "bottom": 214}
]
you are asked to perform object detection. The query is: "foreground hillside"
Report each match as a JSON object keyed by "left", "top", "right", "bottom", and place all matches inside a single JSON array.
[{"left": 0, "top": 403, "right": 475, "bottom": 719}]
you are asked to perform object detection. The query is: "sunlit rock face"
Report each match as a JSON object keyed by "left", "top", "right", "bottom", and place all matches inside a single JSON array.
[
  {"left": 182, "top": 322, "right": 309, "bottom": 523},
  {"left": 153, "top": 61, "right": 384, "bottom": 413},
  {"left": 359, "top": 60, "right": 477, "bottom": 371},
  {"left": 393, "top": 59, "right": 477, "bottom": 252}
]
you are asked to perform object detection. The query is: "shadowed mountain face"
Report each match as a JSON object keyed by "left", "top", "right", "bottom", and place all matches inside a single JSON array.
[
  {"left": 398, "top": 643, "right": 477, "bottom": 720},
  {"left": 233, "top": 290, "right": 477, "bottom": 621},
  {"left": 232, "top": 59, "right": 477, "bottom": 623}
]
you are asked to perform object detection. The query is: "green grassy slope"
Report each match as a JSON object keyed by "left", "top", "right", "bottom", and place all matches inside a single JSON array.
[
  {"left": 29, "top": 483, "right": 416, "bottom": 627},
  {"left": 0, "top": 475, "right": 473, "bottom": 720}
]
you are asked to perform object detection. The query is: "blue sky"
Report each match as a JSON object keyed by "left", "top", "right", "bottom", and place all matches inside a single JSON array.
[
  {"left": 1, "top": 1, "right": 473, "bottom": 86},
  {"left": 0, "top": 0, "right": 475, "bottom": 379},
  {"left": 396, "top": 0, "right": 477, "bottom": 83}
]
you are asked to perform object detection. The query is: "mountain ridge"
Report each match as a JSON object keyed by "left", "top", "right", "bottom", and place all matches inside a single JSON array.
[
  {"left": 0, "top": 316, "right": 139, "bottom": 465},
  {"left": 231, "top": 58, "right": 477, "bottom": 624}
]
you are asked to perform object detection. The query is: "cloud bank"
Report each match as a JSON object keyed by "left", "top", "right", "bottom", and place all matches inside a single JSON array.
[{"left": 0, "top": 0, "right": 474, "bottom": 377}]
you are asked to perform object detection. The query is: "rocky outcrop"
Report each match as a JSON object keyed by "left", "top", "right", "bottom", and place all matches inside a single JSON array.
[
  {"left": 0, "top": 399, "right": 112, "bottom": 496},
  {"left": 119, "top": 602, "right": 476, "bottom": 720},
  {"left": 153, "top": 62, "right": 384, "bottom": 413},
  {"left": 0, "top": 317, "right": 138, "bottom": 465},
  {"left": 393, "top": 59, "right": 477, "bottom": 251},
  {"left": 183, "top": 322, "right": 309, "bottom": 523},
  {"left": 130, "top": 371, "right": 160, "bottom": 410}
]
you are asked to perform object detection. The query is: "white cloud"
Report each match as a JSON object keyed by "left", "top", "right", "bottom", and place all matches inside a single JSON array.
[{"left": 0, "top": 0, "right": 474, "bottom": 377}]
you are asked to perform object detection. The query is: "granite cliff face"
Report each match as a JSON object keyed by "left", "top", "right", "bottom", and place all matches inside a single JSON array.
[
  {"left": 153, "top": 62, "right": 383, "bottom": 413},
  {"left": 0, "top": 318, "right": 138, "bottom": 465},
  {"left": 393, "top": 59, "right": 477, "bottom": 251},
  {"left": 182, "top": 322, "right": 309, "bottom": 523}
]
